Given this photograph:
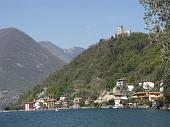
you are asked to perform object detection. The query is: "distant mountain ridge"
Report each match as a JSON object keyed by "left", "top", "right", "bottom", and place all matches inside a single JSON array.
[
  {"left": 0, "top": 27, "right": 65, "bottom": 92},
  {"left": 0, "top": 27, "right": 85, "bottom": 109},
  {"left": 39, "top": 41, "right": 85, "bottom": 63}
]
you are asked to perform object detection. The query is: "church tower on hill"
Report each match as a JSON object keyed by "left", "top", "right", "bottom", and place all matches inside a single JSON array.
[{"left": 113, "top": 26, "right": 131, "bottom": 38}]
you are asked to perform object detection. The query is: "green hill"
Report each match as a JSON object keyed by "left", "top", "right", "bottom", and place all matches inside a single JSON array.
[{"left": 18, "top": 33, "right": 164, "bottom": 104}]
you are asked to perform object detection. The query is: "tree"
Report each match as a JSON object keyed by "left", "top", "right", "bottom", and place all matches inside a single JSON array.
[
  {"left": 140, "top": 0, "right": 170, "bottom": 104},
  {"left": 140, "top": 0, "right": 170, "bottom": 70}
]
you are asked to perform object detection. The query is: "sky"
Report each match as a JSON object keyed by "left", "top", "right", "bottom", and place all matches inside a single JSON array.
[{"left": 0, "top": 0, "right": 146, "bottom": 49}]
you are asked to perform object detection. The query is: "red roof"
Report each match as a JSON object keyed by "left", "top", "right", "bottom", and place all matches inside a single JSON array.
[{"left": 133, "top": 92, "right": 160, "bottom": 96}]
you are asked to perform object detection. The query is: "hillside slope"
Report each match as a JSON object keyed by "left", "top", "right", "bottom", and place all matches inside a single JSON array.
[
  {"left": 0, "top": 27, "right": 65, "bottom": 92},
  {"left": 19, "top": 33, "right": 164, "bottom": 103}
]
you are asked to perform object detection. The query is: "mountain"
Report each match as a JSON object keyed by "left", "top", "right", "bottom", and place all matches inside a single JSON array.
[
  {"left": 39, "top": 41, "right": 85, "bottom": 63},
  {"left": 64, "top": 47, "right": 85, "bottom": 60},
  {"left": 19, "top": 32, "right": 164, "bottom": 104},
  {"left": 0, "top": 27, "right": 65, "bottom": 92}
]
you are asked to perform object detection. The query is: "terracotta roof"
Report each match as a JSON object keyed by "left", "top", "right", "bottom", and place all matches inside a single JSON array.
[
  {"left": 148, "top": 92, "right": 160, "bottom": 95},
  {"left": 133, "top": 92, "right": 160, "bottom": 96}
]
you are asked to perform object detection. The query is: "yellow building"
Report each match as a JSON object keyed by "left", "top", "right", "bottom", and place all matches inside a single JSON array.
[{"left": 132, "top": 92, "right": 162, "bottom": 102}]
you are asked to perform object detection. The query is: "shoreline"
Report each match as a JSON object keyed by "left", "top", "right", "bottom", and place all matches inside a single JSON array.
[{"left": 1, "top": 106, "right": 169, "bottom": 113}]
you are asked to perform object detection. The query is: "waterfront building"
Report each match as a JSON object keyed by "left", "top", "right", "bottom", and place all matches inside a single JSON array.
[
  {"left": 34, "top": 101, "right": 44, "bottom": 110},
  {"left": 113, "top": 92, "right": 128, "bottom": 108},
  {"left": 25, "top": 98, "right": 58, "bottom": 110},
  {"left": 132, "top": 92, "right": 162, "bottom": 102},
  {"left": 25, "top": 102, "right": 34, "bottom": 111},
  {"left": 46, "top": 99, "right": 56, "bottom": 108},
  {"left": 74, "top": 97, "right": 83, "bottom": 108}
]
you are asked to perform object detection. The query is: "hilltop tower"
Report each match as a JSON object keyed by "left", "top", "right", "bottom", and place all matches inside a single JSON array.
[
  {"left": 113, "top": 26, "right": 131, "bottom": 38},
  {"left": 117, "top": 26, "right": 124, "bottom": 35}
]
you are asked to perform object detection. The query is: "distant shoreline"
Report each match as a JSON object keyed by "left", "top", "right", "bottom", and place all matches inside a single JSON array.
[{"left": 1, "top": 106, "right": 169, "bottom": 113}]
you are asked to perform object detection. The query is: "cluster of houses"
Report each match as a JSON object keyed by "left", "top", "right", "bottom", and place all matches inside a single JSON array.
[
  {"left": 94, "top": 78, "right": 164, "bottom": 108},
  {"left": 25, "top": 96, "right": 83, "bottom": 111},
  {"left": 24, "top": 77, "right": 164, "bottom": 110}
]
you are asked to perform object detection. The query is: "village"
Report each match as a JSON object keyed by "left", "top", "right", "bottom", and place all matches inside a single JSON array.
[
  {"left": 24, "top": 77, "right": 165, "bottom": 111},
  {"left": 24, "top": 26, "right": 165, "bottom": 111}
]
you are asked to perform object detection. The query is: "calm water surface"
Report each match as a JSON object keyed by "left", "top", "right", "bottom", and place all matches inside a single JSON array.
[{"left": 0, "top": 108, "right": 170, "bottom": 127}]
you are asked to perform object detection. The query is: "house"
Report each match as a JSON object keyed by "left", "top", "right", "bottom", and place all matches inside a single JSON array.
[
  {"left": 74, "top": 97, "right": 83, "bottom": 108},
  {"left": 34, "top": 101, "right": 44, "bottom": 110},
  {"left": 58, "top": 96, "right": 68, "bottom": 107},
  {"left": 46, "top": 99, "right": 56, "bottom": 108},
  {"left": 116, "top": 78, "right": 127, "bottom": 87},
  {"left": 25, "top": 97, "right": 58, "bottom": 110},
  {"left": 59, "top": 97, "right": 66, "bottom": 102},
  {"left": 25, "top": 102, "right": 34, "bottom": 111},
  {"left": 127, "top": 85, "right": 134, "bottom": 91},
  {"left": 113, "top": 92, "right": 128, "bottom": 108},
  {"left": 34, "top": 98, "right": 45, "bottom": 110},
  {"left": 132, "top": 92, "right": 162, "bottom": 102},
  {"left": 55, "top": 100, "right": 62, "bottom": 108},
  {"left": 139, "top": 81, "right": 155, "bottom": 90},
  {"left": 113, "top": 93, "right": 122, "bottom": 108}
]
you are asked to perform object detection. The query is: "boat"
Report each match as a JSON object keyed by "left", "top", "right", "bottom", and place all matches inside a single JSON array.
[{"left": 55, "top": 108, "right": 59, "bottom": 111}]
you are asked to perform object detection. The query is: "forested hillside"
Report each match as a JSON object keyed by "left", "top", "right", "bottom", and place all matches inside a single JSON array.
[{"left": 19, "top": 33, "right": 164, "bottom": 104}]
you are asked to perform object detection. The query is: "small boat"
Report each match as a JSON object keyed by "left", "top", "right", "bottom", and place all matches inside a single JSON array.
[{"left": 55, "top": 108, "right": 59, "bottom": 111}]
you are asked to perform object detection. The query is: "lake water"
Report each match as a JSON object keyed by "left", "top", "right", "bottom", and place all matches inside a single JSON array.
[{"left": 0, "top": 108, "right": 170, "bottom": 127}]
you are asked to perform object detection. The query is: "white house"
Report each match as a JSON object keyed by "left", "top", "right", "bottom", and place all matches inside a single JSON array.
[
  {"left": 34, "top": 98, "right": 47, "bottom": 110},
  {"left": 34, "top": 102, "right": 44, "bottom": 110},
  {"left": 127, "top": 85, "right": 134, "bottom": 91},
  {"left": 116, "top": 80, "right": 124, "bottom": 87},
  {"left": 139, "top": 81, "right": 155, "bottom": 90},
  {"left": 116, "top": 78, "right": 127, "bottom": 87},
  {"left": 113, "top": 93, "right": 128, "bottom": 108}
]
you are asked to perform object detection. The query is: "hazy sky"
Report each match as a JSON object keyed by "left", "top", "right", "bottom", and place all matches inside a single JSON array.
[{"left": 0, "top": 0, "right": 145, "bottom": 49}]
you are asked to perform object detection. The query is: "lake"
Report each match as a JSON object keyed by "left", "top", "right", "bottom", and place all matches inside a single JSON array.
[{"left": 0, "top": 108, "right": 170, "bottom": 127}]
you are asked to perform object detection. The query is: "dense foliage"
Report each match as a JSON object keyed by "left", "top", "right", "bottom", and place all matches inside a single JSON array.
[
  {"left": 140, "top": 0, "right": 170, "bottom": 104},
  {"left": 17, "top": 33, "right": 164, "bottom": 105}
]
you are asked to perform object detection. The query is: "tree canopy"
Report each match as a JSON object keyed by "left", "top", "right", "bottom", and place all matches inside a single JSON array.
[{"left": 140, "top": 0, "right": 170, "bottom": 103}]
